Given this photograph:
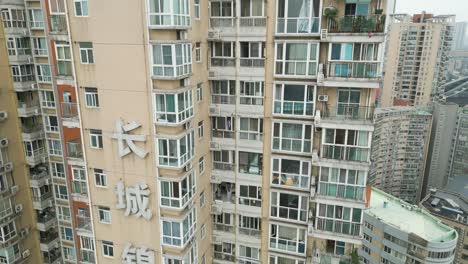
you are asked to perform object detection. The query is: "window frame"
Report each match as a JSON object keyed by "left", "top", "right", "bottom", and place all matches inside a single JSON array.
[
  {"left": 102, "top": 241, "right": 114, "bottom": 258},
  {"left": 74, "top": 0, "right": 89, "bottom": 17},
  {"left": 79, "top": 42, "right": 94, "bottom": 64},
  {"left": 89, "top": 129, "right": 103, "bottom": 149},
  {"left": 275, "top": 41, "right": 319, "bottom": 77},
  {"left": 84, "top": 87, "right": 99, "bottom": 108}
]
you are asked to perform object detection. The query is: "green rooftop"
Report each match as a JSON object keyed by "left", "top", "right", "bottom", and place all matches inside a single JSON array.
[{"left": 367, "top": 188, "right": 457, "bottom": 243}]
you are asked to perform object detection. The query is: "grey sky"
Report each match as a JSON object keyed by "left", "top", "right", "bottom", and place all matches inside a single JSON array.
[{"left": 396, "top": 0, "right": 467, "bottom": 22}]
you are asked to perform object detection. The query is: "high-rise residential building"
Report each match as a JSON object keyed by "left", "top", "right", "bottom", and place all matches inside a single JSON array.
[
  {"left": 449, "top": 105, "right": 468, "bottom": 180},
  {"left": 453, "top": 22, "right": 467, "bottom": 51},
  {"left": 381, "top": 13, "right": 455, "bottom": 107},
  {"left": 360, "top": 188, "right": 458, "bottom": 264},
  {"left": 0, "top": 20, "right": 43, "bottom": 263},
  {"left": 370, "top": 106, "right": 432, "bottom": 204},
  {"left": 421, "top": 189, "right": 468, "bottom": 263},
  {"left": 0, "top": 0, "right": 394, "bottom": 263}
]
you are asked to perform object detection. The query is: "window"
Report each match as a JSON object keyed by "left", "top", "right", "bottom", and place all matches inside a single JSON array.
[
  {"left": 60, "top": 227, "right": 73, "bottom": 241},
  {"left": 211, "top": 116, "right": 235, "bottom": 138},
  {"left": 275, "top": 42, "right": 318, "bottom": 77},
  {"left": 197, "top": 121, "right": 204, "bottom": 138},
  {"left": 316, "top": 204, "right": 362, "bottom": 236},
  {"left": 200, "top": 224, "right": 206, "bottom": 239},
  {"left": 57, "top": 206, "right": 71, "bottom": 221},
  {"left": 212, "top": 150, "right": 235, "bottom": 171},
  {"left": 149, "top": 0, "right": 190, "bottom": 27},
  {"left": 196, "top": 82, "right": 203, "bottom": 102},
  {"left": 269, "top": 255, "right": 305, "bottom": 264},
  {"left": 54, "top": 184, "right": 68, "bottom": 200},
  {"left": 0, "top": 222, "right": 16, "bottom": 243},
  {"left": 162, "top": 208, "right": 196, "bottom": 247},
  {"left": 271, "top": 157, "right": 310, "bottom": 189},
  {"left": 28, "top": 9, "right": 44, "bottom": 28},
  {"left": 157, "top": 131, "right": 194, "bottom": 168},
  {"left": 1, "top": 9, "right": 27, "bottom": 28},
  {"left": 24, "top": 140, "right": 45, "bottom": 158},
  {"left": 194, "top": 0, "right": 200, "bottom": 19},
  {"left": 48, "top": 139, "right": 62, "bottom": 156},
  {"left": 214, "top": 242, "right": 235, "bottom": 261},
  {"left": 74, "top": 0, "right": 89, "bottom": 16},
  {"left": 239, "top": 42, "right": 265, "bottom": 67},
  {"left": 98, "top": 207, "right": 111, "bottom": 224},
  {"left": 240, "top": 81, "right": 263, "bottom": 105},
  {"left": 239, "top": 185, "right": 261, "bottom": 207},
  {"left": 152, "top": 43, "right": 192, "bottom": 78},
  {"left": 89, "top": 129, "right": 103, "bottom": 149},
  {"left": 195, "top": 42, "right": 201, "bottom": 63},
  {"left": 72, "top": 166, "right": 87, "bottom": 195},
  {"left": 322, "top": 128, "right": 370, "bottom": 162},
  {"left": 6, "top": 37, "right": 30, "bottom": 56},
  {"left": 79, "top": 42, "right": 94, "bottom": 64},
  {"left": 42, "top": 115, "right": 58, "bottom": 133},
  {"left": 345, "top": 3, "right": 369, "bottom": 16},
  {"left": 211, "top": 41, "right": 235, "bottom": 67},
  {"left": 94, "top": 168, "right": 107, "bottom": 187},
  {"left": 201, "top": 254, "right": 206, "bottom": 264},
  {"left": 55, "top": 42, "right": 72, "bottom": 76},
  {"left": 199, "top": 191, "right": 205, "bottom": 208},
  {"left": 40, "top": 90, "right": 56, "bottom": 108},
  {"left": 239, "top": 152, "right": 262, "bottom": 175},
  {"left": 269, "top": 224, "right": 306, "bottom": 254},
  {"left": 273, "top": 122, "right": 312, "bottom": 153},
  {"left": 32, "top": 37, "right": 48, "bottom": 56},
  {"left": 0, "top": 199, "right": 12, "bottom": 219},
  {"left": 328, "top": 43, "right": 379, "bottom": 78},
  {"left": 240, "top": 118, "right": 263, "bottom": 141},
  {"left": 35, "top": 64, "right": 51, "bottom": 83},
  {"left": 239, "top": 246, "right": 260, "bottom": 264},
  {"left": 239, "top": 215, "right": 261, "bottom": 236},
  {"left": 102, "top": 241, "right": 114, "bottom": 258},
  {"left": 11, "top": 64, "right": 34, "bottom": 82},
  {"left": 210, "top": 0, "right": 234, "bottom": 27},
  {"left": 211, "top": 80, "right": 235, "bottom": 104},
  {"left": 51, "top": 162, "right": 65, "bottom": 178},
  {"left": 80, "top": 236, "right": 95, "bottom": 263},
  {"left": 337, "top": 89, "right": 360, "bottom": 116},
  {"left": 274, "top": 83, "right": 314, "bottom": 116},
  {"left": 63, "top": 246, "right": 76, "bottom": 261},
  {"left": 271, "top": 191, "right": 308, "bottom": 222},
  {"left": 198, "top": 157, "right": 205, "bottom": 174},
  {"left": 154, "top": 90, "right": 194, "bottom": 124},
  {"left": 160, "top": 171, "right": 196, "bottom": 208},
  {"left": 85, "top": 87, "right": 99, "bottom": 108},
  {"left": 318, "top": 167, "right": 367, "bottom": 201},
  {"left": 276, "top": 0, "right": 320, "bottom": 33}
]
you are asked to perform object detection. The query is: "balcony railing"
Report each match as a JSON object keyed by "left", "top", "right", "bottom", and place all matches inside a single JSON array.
[
  {"left": 214, "top": 252, "right": 235, "bottom": 262},
  {"left": 50, "top": 14, "right": 67, "bottom": 34},
  {"left": 318, "top": 182, "right": 365, "bottom": 201},
  {"left": 316, "top": 218, "right": 361, "bottom": 237},
  {"left": 33, "top": 48, "right": 48, "bottom": 56},
  {"left": 32, "top": 192, "right": 53, "bottom": 203},
  {"left": 61, "top": 102, "right": 78, "bottom": 119},
  {"left": 239, "top": 58, "right": 264, "bottom": 68},
  {"left": 212, "top": 129, "right": 235, "bottom": 139},
  {"left": 40, "top": 231, "right": 59, "bottom": 244},
  {"left": 239, "top": 131, "right": 262, "bottom": 141},
  {"left": 80, "top": 250, "right": 95, "bottom": 264},
  {"left": 29, "top": 21, "right": 45, "bottom": 29},
  {"left": 327, "top": 15, "right": 385, "bottom": 33},
  {"left": 13, "top": 75, "right": 34, "bottom": 83},
  {"left": 22, "top": 123, "right": 42, "bottom": 133},
  {"left": 274, "top": 101, "right": 314, "bottom": 116},
  {"left": 213, "top": 162, "right": 235, "bottom": 171},
  {"left": 76, "top": 215, "right": 92, "bottom": 231},
  {"left": 239, "top": 227, "right": 260, "bottom": 237},
  {"left": 210, "top": 17, "right": 235, "bottom": 28},
  {"left": 240, "top": 17, "right": 266, "bottom": 27},
  {"left": 326, "top": 62, "right": 379, "bottom": 79},
  {"left": 211, "top": 58, "right": 235, "bottom": 67},
  {"left": 37, "top": 212, "right": 56, "bottom": 224},
  {"left": 276, "top": 17, "right": 320, "bottom": 34},
  {"left": 321, "top": 145, "right": 369, "bottom": 162},
  {"left": 214, "top": 223, "right": 234, "bottom": 233},
  {"left": 321, "top": 106, "right": 374, "bottom": 122},
  {"left": 211, "top": 94, "right": 235, "bottom": 104},
  {"left": 67, "top": 140, "right": 83, "bottom": 159}
]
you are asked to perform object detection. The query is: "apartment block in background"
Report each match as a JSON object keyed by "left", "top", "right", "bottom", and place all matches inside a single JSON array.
[
  {"left": 0, "top": 0, "right": 94, "bottom": 262},
  {"left": 381, "top": 13, "right": 455, "bottom": 107},
  {"left": 360, "top": 188, "right": 458, "bottom": 264},
  {"left": 0, "top": 19, "right": 42, "bottom": 263},
  {"left": 421, "top": 189, "right": 468, "bottom": 263},
  {"left": 370, "top": 106, "right": 432, "bottom": 204},
  {"left": 453, "top": 22, "right": 467, "bottom": 51}
]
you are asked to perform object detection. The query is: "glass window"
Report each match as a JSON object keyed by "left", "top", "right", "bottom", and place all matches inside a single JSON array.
[
  {"left": 269, "top": 224, "right": 306, "bottom": 254},
  {"left": 74, "top": 0, "right": 89, "bottom": 16},
  {"left": 79, "top": 42, "right": 94, "bottom": 64},
  {"left": 155, "top": 90, "right": 193, "bottom": 124},
  {"left": 157, "top": 131, "right": 194, "bottom": 168},
  {"left": 85, "top": 87, "right": 99, "bottom": 107},
  {"left": 102, "top": 241, "right": 114, "bottom": 258},
  {"left": 274, "top": 83, "right": 314, "bottom": 116},
  {"left": 272, "top": 122, "right": 312, "bottom": 153},
  {"left": 276, "top": 0, "right": 320, "bottom": 33},
  {"left": 275, "top": 42, "right": 318, "bottom": 77},
  {"left": 149, "top": 0, "right": 190, "bottom": 27},
  {"left": 152, "top": 43, "right": 192, "bottom": 78}
]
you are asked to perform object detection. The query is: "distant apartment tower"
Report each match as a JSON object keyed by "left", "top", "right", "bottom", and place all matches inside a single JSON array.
[
  {"left": 360, "top": 188, "right": 458, "bottom": 264},
  {"left": 450, "top": 105, "right": 468, "bottom": 179},
  {"left": 453, "top": 22, "right": 467, "bottom": 50},
  {"left": 370, "top": 106, "right": 432, "bottom": 204},
  {"left": 421, "top": 189, "right": 468, "bottom": 263},
  {"left": 0, "top": 20, "right": 42, "bottom": 263},
  {"left": 381, "top": 14, "right": 455, "bottom": 107}
]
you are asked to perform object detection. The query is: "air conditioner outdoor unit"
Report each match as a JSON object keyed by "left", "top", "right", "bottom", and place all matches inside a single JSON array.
[
  {"left": 10, "top": 185, "right": 19, "bottom": 194},
  {"left": 0, "top": 138, "right": 8, "bottom": 148},
  {"left": 178, "top": 30, "right": 188, "bottom": 40},
  {"left": 31, "top": 83, "right": 38, "bottom": 90},
  {"left": 209, "top": 106, "right": 220, "bottom": 115},
  {"left": 320, "top": 29, "right": 328, "bottom": 40},
  {"left": 184, "top": 121, "right": 192, "bottom": 130},
  {"left": 15, "top": 204, "right": 23, "bottom": 213},
  {"left": 20, "top": 228, "right": 29, "bottom": 238},
  {"left": 22, "top": 249, "right": 30, "bottom": 259},
  {"left": 184, "top": 162, "right": 192, "bottom": 172},
  {"left": 0, "top": 111, "right": 7, "bottom": 121},
  {"left": 210, "top": 142, "right": 220, "bottom": 149},
  {"left": 318, "top": 95, "right": 329, "bottom": 102}
]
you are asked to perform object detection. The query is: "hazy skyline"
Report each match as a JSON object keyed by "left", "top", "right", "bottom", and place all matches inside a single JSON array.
[{"left": 396, "top": 0, "right": 467, "bottom": 22}]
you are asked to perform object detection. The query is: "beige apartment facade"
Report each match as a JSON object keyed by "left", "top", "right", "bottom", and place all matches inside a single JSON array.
[{"left": 381, "top": 13, "right": 454, "bottom": 107}]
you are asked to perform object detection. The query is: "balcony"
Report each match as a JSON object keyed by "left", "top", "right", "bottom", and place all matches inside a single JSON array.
[
  {"left": 152, "top": 43, "right": 192, "bottom": 79},
  {"left": 214, "top": 252, "right": 235, "bottom": 263},
  {"left": 327, "top": 15, "right": 385, "bottom": 34},
  {"left": 317, "top": 182, "right": 366, "bottom": 202},
  {"left": 50, "top": 14, "right": 68, "bottom": 34},
  {"left": 36, "top": 211, "right": 57, "bottom": 232},
  {"left": 311, "top": 250, "right": 353, "bottom": 264},
  {"left": 80, "top": 250, "right": 96, "bottom": 264},
  {"left": 314, "top": 218, "right": 361, "bottom": 241},
  {"left": 21, "top": 123, "right": 44, "bottom": 141},
  {"left": 76, "top": 215, "right": 92, "bottom": 235},
  {"left": 239, "top": 17, "right": 266, "bottom": 27},
  {"left": 61, "top": 102, "right": 79, "bottom": 121},
  {"left": 148, "top": 0, "right": 190, "bottom": 29},
  {"left": 17, "top": 101, "right": 40, "bottom": 117},
  {"left": 321, "top": 145, "right": 370, "bottom": 163},
  {"left": 326, "top": 62, "right": 379, "bottom": 79},
  {"left": 32, "top": 192, "right": 54, "bottom": 210},
  {"left": 319, "top": 106, "right": 374, "bottom": 128},
  {"left": 25, "top": 147, "right": 46, "bottom": 166},
  {"left": 42, "top": 248, "right": 62, "bottom": 264},
  {"left": 39, "top": 231, "right": 60, "bottom": 252},
  {"left": 66, "top": 140, "right": 83, "bottom": 161},
  {"left": 209, "top": 17, "right": 235, "bottom": 28},
  {"left": 29, "top": 165, "right": 49, "bottom": 188}
]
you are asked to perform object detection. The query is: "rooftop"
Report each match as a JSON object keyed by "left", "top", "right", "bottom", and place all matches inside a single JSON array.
[
  {"left": 421, "top": 188, "right": 468, "bottom": 225},
  {"left": 367, "top": 188, "right": 457, "bottom": 243}
]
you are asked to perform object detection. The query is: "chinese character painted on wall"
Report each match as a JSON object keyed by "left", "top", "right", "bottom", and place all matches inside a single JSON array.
[
  {"left": 122, "top": 243, "right": 154, "bottom": 264},
  {"left": 112, "top": 119, "right": 148, "bottom": 158},
  {"left": 116, "top": 181, "right": 152, "bottom": 220}
]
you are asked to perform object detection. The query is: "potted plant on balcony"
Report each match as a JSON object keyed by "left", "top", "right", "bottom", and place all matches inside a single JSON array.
[{"left": 323, "top": 7, "right": 338, "bottom": 32}]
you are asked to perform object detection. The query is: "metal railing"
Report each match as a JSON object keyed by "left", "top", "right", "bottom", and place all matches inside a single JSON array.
[
  {"left": 67, "top": 141, "right": 83, "bottom": 159},
  {"left": 326, "top": 62, "right": 379, "bottom": 79},
  {"left": 328, "top": 15, "right": 385, "bottom": 33},
  {"left": 318, "top": 182, "right": 366, "bottom": 201},
  {"left": 211, "top": 94, "right": 235, "bottom": 104},
  {"left": 40, "top": 231, "right": 59, "bottom": 243},
  {"left": 213, "top": 162, "right": 235, "bottom": 171},
  {"left": 61, "top": 102, "right": 78, "bottom": 119},
  {"left": 214, "top": 252, "right": 235, "bottom": 262},
  {"left": 29, "top": 21, "right": 45, "bottom": 29},
  {"left": 37, "top": 212, "right": 56, "bottom": 224},
  {"left": 239, "top": 58, "right": 264, "bottom": 68},
  {"left": 321, "top": 145, "right": 370, "bottom": 162},
  {"left": 316, "top": 218, "right": 361, "bottom": 237},
  {"left": 214, "top": 223, "right": 234, "bottom": 232},
  {"left": 321, "top": 105, "right": 374, "bottom": 121},
  {"left": 212, "top": 129, "right": 235, "bottom": 139},
  {"left": 276, "top": 17, "right": 320, "bottom": 34},
  {"left": 274, "top": 101, "right": 314, "bottom": 116},
  {"left": 32, "top": 192, "right": 53, "bottom": 203},
  {"left": 240, "top": 17, "right": 266, "bottom": 27},
  {"left": 210, "top": 17, "right": 235, "bottom": 28},
  {"left": 211, "top": 58, "right": 236, "bottom": 67}
]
